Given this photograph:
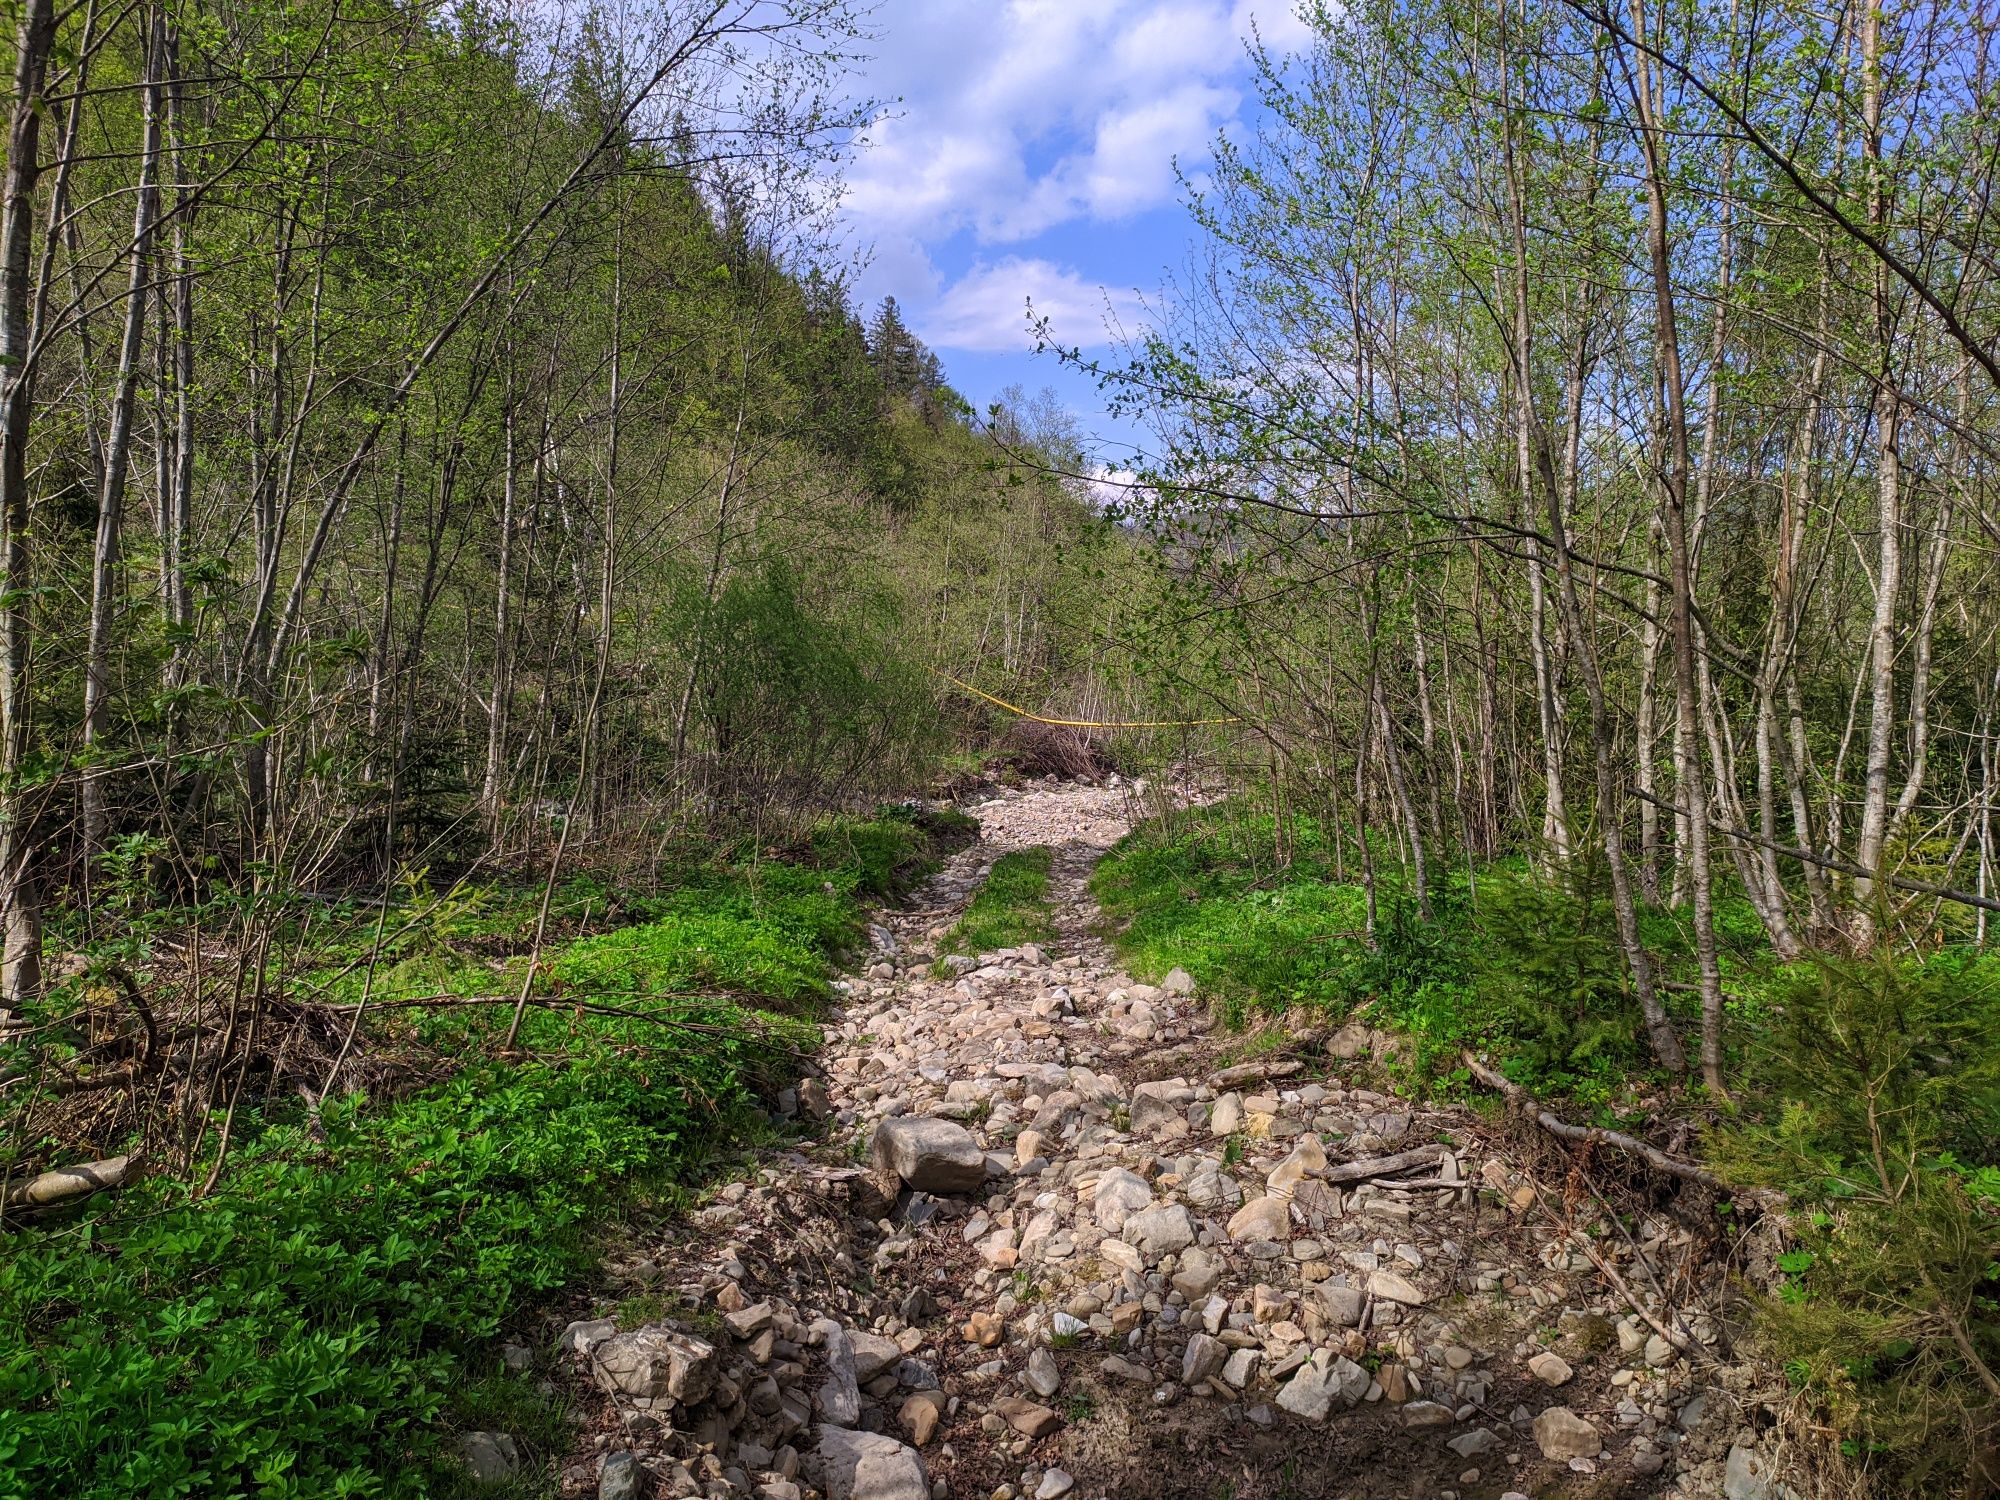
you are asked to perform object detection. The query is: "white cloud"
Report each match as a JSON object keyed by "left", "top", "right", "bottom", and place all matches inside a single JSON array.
[
  {"left": 841, "top": 0, "right": 1316, "bottom": 245},
  {"left": 920, "top": 258, "right": 1146, "bottom": 353}
]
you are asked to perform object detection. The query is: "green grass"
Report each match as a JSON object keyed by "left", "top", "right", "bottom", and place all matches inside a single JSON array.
[
  {"left": 938, "top": 846, "right": 1057, "bottom": 957},
  {"left": 1089, "top": 797, "right": 1763, "bottom": 1104},
  {"left": 0, "top": 805, "right": 963, "bottom": 1500}
]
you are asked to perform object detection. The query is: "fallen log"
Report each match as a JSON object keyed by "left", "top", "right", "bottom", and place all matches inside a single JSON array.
[
  {"left": 4, "top": 1154, "right": 135, "bottom": 1210},
  {"left": 1321, "top": 1144, "right": 1443, "bottom": 1184},
  {"left": 1461, "top": 1054, "right": 1721, "bottom": 1188},
  {"left": 1210, "top": 1059, "right": 1304, "bottom": 1089}
]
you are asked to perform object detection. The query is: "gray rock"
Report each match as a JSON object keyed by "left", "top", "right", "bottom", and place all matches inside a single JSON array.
[
  {"left": 1724, "top": 1444, "right": 1773, "bottom": 1500},
  {"left": 457, "top": 1432, "right": 519, "bottom": 1484},
  {"left": 849, "top": 1330, "right": 902, "bottom": 1382},
  {"left": 815, "top": 1425, "right": 930, "bottom": 1500},
  {"left": 814, "top": 1319, "right": 861, "bottom": 1425},
  {"left": 1531, "top": 1406, "right": 1602, "bottom": 1460},
  {"left": 1315, "top": 1282, "right": 1365, "bottom": 1327},
  {"left": 598, "top": 1450, "right": 642, "bottom": 1500},
  {"left": 1036, "top": 1468, "right": 1076, "bottom": 1499},
  {"left": 1026, "top": 1347, "right": 1062, "bottom": 1398},
  {"left": 558, "top": 1317, "right": 619, "bottom": 1356},
  {"left": 1181, "top": 1332, "right": 1228, "bottom": 1385},
  {"left": 1275, "top": 1352, "right": 1341, "bottom": 1421},
  {"left": 1447, "top": 1428, "right": 1500, "bottom": 1458},
  {"left": 1130, "top": 1081, "right": 1192, "bottom": 1134},
  {"left": 592, "top": 1326, "right": 717, "bottom": 1404},
  {"left": 1093, "top": 1167, "right": 1154, "bottom": 1232},
  {"left": 1161, "top": 967, "right": 1196, "bottom": 995},
  {"left": 871, "top": 1116, "right": 986, "bottom": 1195},
  {"left": 1122, "top": 1203, "right": 1196, "bottom": 1262}
]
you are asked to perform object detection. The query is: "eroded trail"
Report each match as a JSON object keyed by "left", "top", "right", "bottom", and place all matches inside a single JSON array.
[{"left": 557, "top": 783, "right": 1764, "bottom": 1500}]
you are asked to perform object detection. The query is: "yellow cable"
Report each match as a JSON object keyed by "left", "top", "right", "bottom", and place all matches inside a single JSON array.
[{"left": 930, "top": 668, "right": 1239, "bottom": 729}]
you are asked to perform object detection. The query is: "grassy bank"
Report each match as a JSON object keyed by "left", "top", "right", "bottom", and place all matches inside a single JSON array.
[
  {"left": 0, "top": 805, "right": 972, "bottom": 1500},
  {"left": 938, "top": 846, "right": 1057, "bottom": 958}
]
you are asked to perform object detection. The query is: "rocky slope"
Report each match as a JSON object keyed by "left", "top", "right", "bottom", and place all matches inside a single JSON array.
[{"left": 532, "top": 781, "right": 1788, "bottom": 1500}]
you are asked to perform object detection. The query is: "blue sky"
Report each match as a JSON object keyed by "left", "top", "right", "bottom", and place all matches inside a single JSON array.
[{"left": 834, "top": 0, "right": 1315, "bottom": 465}]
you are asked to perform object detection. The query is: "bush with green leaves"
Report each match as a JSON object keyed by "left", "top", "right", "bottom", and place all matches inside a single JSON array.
[{"left": 1713, "top": 948, "right": 2000, "bottom": 1493}]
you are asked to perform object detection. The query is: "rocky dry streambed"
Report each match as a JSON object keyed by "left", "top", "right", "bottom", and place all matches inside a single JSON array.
[{"left": 510, "top": 781, "right": 1794, "bottom": 1500}]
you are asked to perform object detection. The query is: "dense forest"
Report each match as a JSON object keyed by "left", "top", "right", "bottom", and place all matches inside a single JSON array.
[{"left": 1, "top": 0, "right": 1996, "bottom": 1495}]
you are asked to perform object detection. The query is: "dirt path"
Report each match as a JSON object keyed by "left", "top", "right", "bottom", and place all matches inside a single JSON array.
[{"left": 552, "top": 783, "right": 1769, "bottom": 1500}]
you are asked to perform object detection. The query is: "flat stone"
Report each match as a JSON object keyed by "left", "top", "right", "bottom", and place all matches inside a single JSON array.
[
  {"left": 1447, "top": 1428, "right": 1500, "bottom": 1458},
  {"left": 1123, "top": 1203, "right": 1196, "bottom": 1261},
  {"left": 1227, "top": 1194, "right": 1290, "bottom": 1243},
  {"left": 725, "top": 1302, "right": 775, "bottom": 1338},
  {"left": 816, "top": 1426, "right": 930, "bottom": 1500},
  {"left": 1036, "top": 1468, "right": 1076, "bottom": 1499},
  {"left": 1162, "top": 967, "right": 1196, "bottom": 994},
  {"left": 1724, "top": 1444, "right": 1773, "bottom": 1500},
  {"left": 1367, "top": 1270, "right": 1428, "bottom": 1306},
  {"left": 994, "top": 1395, "right": 1063, "bottom": 1439},
  {"left": 1401, "top": 1401, "right": 1454, "bottom": 1429},
  {"left": 1527, "top": 1352, "right": 1573, "bottom": 1387},
  {"left": 1275, "top": 1351, "right": 1340, "bottom": 1420},
  {"left": 1315, "top": 1282, "right": 1364, "bottom": 1326},
  {"left": 1532, "top": 1406, "right": 1603, "bottom": 1461},
  {"left": 871, "top": 1116, "right": 986, "bottom": 1195}
]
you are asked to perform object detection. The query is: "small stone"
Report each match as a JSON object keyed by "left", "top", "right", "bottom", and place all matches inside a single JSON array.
[
  {"left": 1093, "top": 1167, "right": 1154, "bottom": 1232},
  {"left": 598, "top": 1451, "right": 641, "bottom": 1500},
  {"left": 1123, "top": 1203, "right": 1196, "bottom": 1262},
  {"left": 458, "top": 1432, "right": 519, "bottom": 1484},
  {"left": 725, "top": 1302, "right": 775, "bottom": 1338},
  {"left": 1643, "top": 1333, "right": 1674, "bottom": 1367},
  {"left": 591, "top": 1327, "right": 717, "bottom": 1403},
  {"left": 1026, "top": 1347, "right": 1061, "bottom": 1397},
  {"left": 901, "top": 1392, "right": 944, "bottom": 1445},
  {"left": 1182, "top": 1332, "right": 1228, "bottom": 1385},
  {"left": 1724, "top": 1444, "right": 1772, "bottom": 1500},
  {"left": 1527, "top": 1351, "right": 1573, "bottom": 1387},
  {"left": 1532, "top": 1407, "right": 1603, "bottom": 1461},
  {"left": 994, "top": 1396, "right": 1062, "bottom": 1439},
  {"left": 964, "top": 1311, "right": 1004, "bottom": 1347},
  {"left": 1401, "top": 1401, "right": 1454, "bottom": 1429},
  {"left": 1036, "top": 1468, "right": 1076, "bottom": 1499},
  {"left": 1447, "top": 1428, "right": 1500, "bottom": 1459},
  {"left": 1162, "top": 967, "right": 1196, "bottom": 995},
  {"left": 1367, "top": 1270, "right": 1427, "bottom": 1306}
]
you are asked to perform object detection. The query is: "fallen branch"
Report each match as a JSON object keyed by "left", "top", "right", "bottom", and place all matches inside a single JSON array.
[
  {"left": 1462, "top": 1054, "right": 1722, "bottom": 1188},
  {"left": 1322, "top": 1144, "right": 1443, "bottom": 1183},
  {"left": 3, "top": 1154, "right": 135, "bottom": 1210},
  {"left": 1211, "top": 1059, "right": 1304, "bottom": 1088}
]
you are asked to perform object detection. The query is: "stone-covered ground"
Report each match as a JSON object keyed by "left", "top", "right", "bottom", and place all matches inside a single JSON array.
[{"left": 543, "top": 782, "right": 1794, "bottom": 1500}]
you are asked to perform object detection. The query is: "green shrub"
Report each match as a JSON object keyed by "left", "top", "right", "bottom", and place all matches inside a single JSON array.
[{"left": 1714, "top": 947, "right": 2000, "bottom": 1494}]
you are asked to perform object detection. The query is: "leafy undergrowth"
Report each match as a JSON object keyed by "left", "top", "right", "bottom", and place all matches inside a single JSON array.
[
  {"left": 1090, "top": 798, "right": 1771, "bottom": 1106},
  {"left": 0, "top": 804, "right": 967, "bottom": 1500},
  {"left": 938, "top": 846, "right": 1056, "bottom": 959}
]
